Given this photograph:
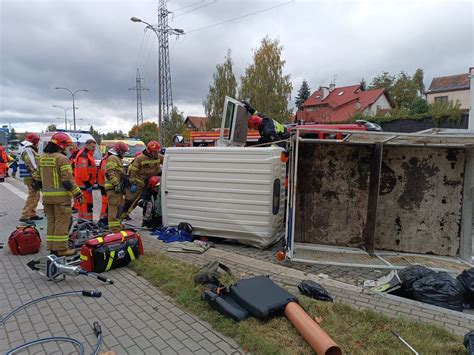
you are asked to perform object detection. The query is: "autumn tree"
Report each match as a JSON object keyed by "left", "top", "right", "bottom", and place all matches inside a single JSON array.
[
  {"left": 239, "top": 37, "right": 293, "bottom": 123},
  {"left": 294, "top": 79, "right": 311, "bottom": 110},
  {"left": 203, "top": 50, "right": 237, "bottom": 130},
  {"left": 128, "top": 121, "right": 159, "bottom": 144}
]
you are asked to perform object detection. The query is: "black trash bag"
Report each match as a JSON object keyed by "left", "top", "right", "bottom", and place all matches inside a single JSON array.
[
  {"left": 457, "top": 268, "right": 474, "bottom": 307},
  {"left": 464, "top": 331, "right": 474, "bottom": 355},
  {"left": 297, "top": 280, "right": 333, "bottom": 302},
  {"left": 412, "top": 272, "right": 464, "bottom": 312},
  {"left": 398, "top": 265, "right": 436, "bottom": 298}
]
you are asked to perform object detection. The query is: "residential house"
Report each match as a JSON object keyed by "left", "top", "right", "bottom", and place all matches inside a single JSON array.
[
  {"left": 184, "top": 116, "right": 208, "bottom": 131},
  {"left": 296, "top": 84, "right": 393, "bottom": 123},
  {"left": 425, "top": 72, "right": 470, "bottom": 110}
]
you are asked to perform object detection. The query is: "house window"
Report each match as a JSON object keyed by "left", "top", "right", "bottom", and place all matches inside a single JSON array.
[{"left": 435, "top": 96, "right": 448, "bottom": 103}]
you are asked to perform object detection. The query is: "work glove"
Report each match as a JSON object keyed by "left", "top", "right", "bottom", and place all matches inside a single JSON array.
[
  {"left": 130, "top": 184, "right": 138, "bottom": 193},
  {"left": 31, "top": 180, "right": 42, "bottom": 191},
  {"left": 76, "top": 193, "right": 84, "bottom": 205},
  {"left": 241, "top": 100, "right": 256, "bottom": 115},
  {"left": 114, "top": 185, "right": 122, "bottom": 193}
]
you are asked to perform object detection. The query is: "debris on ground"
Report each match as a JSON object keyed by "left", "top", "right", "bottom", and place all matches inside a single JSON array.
[{"left": 297, "top": 280, "right": 334, "bottom": 302}]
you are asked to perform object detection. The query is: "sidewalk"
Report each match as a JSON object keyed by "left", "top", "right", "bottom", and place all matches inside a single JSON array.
[{"left": 0, "top": 179, "right": 241, "bottom": 354}]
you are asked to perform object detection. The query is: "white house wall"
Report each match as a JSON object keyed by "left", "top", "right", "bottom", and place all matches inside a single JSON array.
[
  {"left": 427, "top": 89, "right": 470, "bottom": 109},
  {"left": 365, "top": 94, "right": 392, "bottom": 116}
]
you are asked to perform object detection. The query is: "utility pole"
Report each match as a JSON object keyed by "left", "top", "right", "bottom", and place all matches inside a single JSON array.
[{"left": 129, "top": 68, "right": 149, "bottom": 127}]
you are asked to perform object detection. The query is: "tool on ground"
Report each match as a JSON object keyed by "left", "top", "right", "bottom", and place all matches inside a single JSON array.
[
  {"left": 8, "top": 225, "right": 41, "bottom": 255},
  {"left": 0, "top": 290, "right": 103, "bottom": 355},
  {"left": 69, "top": 219, "right": 104, "bottom": 249},
  {"left": 27, "top": 254, "right": 114, "bottom": 284},
  {"left": 80, "top": 229, "right": 143, "bottom": 273},
  {"left": 390, "top": 330, "right": 419, "bottom": 355}
]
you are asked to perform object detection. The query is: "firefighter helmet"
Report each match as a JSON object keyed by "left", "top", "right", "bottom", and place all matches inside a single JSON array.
[
  {"left": 146, "top": 140, "right": 161, "bottom": 153},
  {"left": 148, "top": 175, "right": 161, "bottom": 188},
  {"left": 114, "top": 142, "right": 129, "bottom": 156},
  {"left": 248, "top": 115, "right": 263, "bottom": 130},
  {"left": 26, "top": 132, "right": 40, "bottom": 144},
  {"left": 50, "top": 132, "right": 73, "bottom": 150}
]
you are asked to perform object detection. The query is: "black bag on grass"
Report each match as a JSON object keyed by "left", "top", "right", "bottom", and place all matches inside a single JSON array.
[
  {"left": 194, "top": 261, "right": 232, "bottom": 286},
  {"left": 298, "top": 280, "right": 333, "bottom": 302},
  {"left": 457, "top": 268, "right": 474, "bottom": 306},
  {"left": 412, "top": 272, "right": 464, "bottom": 312},
  {"left": 398, "top": 265, "right": 436, "bottom": 298},
  {"left": 465, "top": 331, "right": 474, "bottom": 355}
]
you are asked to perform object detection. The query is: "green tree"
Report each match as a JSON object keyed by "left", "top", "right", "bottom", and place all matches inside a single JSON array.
[
  {"left": 369, "top": 72, "right": 396, "bottom": 93},
  {"left": 46, "top": 124, "right": 57, "bottom": 132},
  {"left": 294, "top": 79, "right": 311, "bottom": 110},
  {"left": 409, "top": 96, "right": 429, "bottom": 115},
  {"left": 391, "top": 71, "right": 418, "bottom": 109},
  {"left": 413, "top": 68, "right": 425, "bottom": 96},
  {"left": 239, "top": 37, "right": 293, "bottom": 123},
  {"left": 9, "top": 127, "right": 17, "bottom": 140},
  {"left": 102, "top": 130, "right": 126, "bottom": 140},
  {"left": 88, "top": 125, "right": 101, "bottom": 144},
  {"left": 162, "top": 106, "right": 186, "bottom": 147},
  {"left": 359, "top": 78, "right": 367, "bottom": 91},
  {"left": 129, "top": 121, "right": 159, "bottom": 144},
  {"left": 203, "top": 50, "right": 237, "bottom": 130}
]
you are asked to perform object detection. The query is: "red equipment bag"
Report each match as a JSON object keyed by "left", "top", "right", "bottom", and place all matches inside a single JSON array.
[
  {"left": 8, "top": 225, "right": 41, "bottom": 255},
  {"left": 80, "top": 230, "right": 144, "bottom": 273}
]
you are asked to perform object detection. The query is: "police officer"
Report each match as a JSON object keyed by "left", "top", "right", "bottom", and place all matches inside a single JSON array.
[
  {"left": 121, "top": 140, "right": 163, "bottom": 219},
  {"left": 105, "top": 142, "right": 129, "bottom": 232},
  {"left": 39, "top": 133, "right": 83, "bottom": 256},
  {"left": 18, "top": 133, "right": 42, "bottom": 223}
]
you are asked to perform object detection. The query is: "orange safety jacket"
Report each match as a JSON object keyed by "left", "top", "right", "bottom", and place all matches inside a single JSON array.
[
  {"left": 97, "top": 152, "right": 110, "bottom": 187},
  {"left": 74, "top": 147, "right": 96, "bottom": 187}
]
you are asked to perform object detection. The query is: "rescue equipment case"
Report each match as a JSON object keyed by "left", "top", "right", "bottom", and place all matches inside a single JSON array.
[
  {"left": 79, "top": 230, "right": 144, "bottom": 273},
  {"left": 8, "top": 225, "right": 41, "bottom": 255}
]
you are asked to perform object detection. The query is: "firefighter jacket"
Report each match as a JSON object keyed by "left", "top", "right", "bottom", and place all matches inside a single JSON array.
[
  {"left": 19, "top": 142, "right": 40, "bottom": 181},
  {"left": 98, "top": 152, "right": 110, "bottom": 187},
  {"left": 104, "top": 154, "right": 124, "bottom": 191},
  {"left": 258, "top": 117, "right": 290, "bottom": 148},
  {"left": 39, "top": 152, "right": 81, "bottom": 204},
  {"left": 74, "top": 147, "right": 97, "bottom": 188},
  {"left": 128, "top": 152, "right": 163, "bottom": 188}
]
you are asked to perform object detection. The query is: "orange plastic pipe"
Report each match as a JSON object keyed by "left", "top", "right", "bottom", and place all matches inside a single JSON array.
[{"left": 284, "top": 302, "right": 342, "bottom": 355}]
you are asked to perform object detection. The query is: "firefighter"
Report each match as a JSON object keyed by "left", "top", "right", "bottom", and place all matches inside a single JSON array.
[
  {"left": 105, "top": 142, "right": 128, "bottom": 232},
  {"left": 74, "top": 139, "right": 97, "bottom": 221},
  {"left": 39, "top": 132, "right": 83, "bottom": 256},
  {"left": 137, "top": 175, "right": 162, "bottom": 229},
  {"left": 97, "top": 148, "right": 111, "bottom": 228},
  {"left": 121, "top": 140, "right": 163, "bottom": 219},
  {"left": 69, "top": 143, "right": 81, "bottom": 213},
  {"left": 243, "top": 102, "right": 290, "bottom": 148},
  {"left": 18, "top": 133, "right": 43, "bottom": 223}
]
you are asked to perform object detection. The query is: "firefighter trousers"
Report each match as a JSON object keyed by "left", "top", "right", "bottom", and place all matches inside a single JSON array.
[
  {"left": 44, "top": 201, "right": 72, "bottom": 251},
  {"left": 107, "top": 190, "right": 123, "bottom": 232},
  {"left": 79, "top": 188, "right": 93, "bottom": 220},
  {"left": 21, "top": 179, "right": 40, "bottom": 219}
]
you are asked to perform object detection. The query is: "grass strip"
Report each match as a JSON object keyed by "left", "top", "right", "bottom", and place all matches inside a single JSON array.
[{"left": 131, "top": 253, "right": 465, "bottom": 354}]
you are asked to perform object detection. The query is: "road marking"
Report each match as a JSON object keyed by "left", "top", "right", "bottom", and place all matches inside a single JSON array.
[{"left": 1, "top": 181, "right": 44, "bottom": 210}]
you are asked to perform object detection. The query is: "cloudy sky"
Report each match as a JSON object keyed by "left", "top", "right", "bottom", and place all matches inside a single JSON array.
[{"left": 0, "top": 0, "right": 472, "bottom": 134}]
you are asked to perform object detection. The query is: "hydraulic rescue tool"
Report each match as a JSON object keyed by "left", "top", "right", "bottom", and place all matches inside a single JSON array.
[{"left": 27, "top": 254, "right": 114, "bottom": 284}]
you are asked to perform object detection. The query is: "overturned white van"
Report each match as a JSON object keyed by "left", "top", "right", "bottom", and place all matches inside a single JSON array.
[{"left": 162, "top": 146, "right": 286, "bottom": 248}]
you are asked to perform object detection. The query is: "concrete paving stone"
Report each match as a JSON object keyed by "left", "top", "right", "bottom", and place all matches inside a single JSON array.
[
  {"left": 193, "top": 348, "right": 213, "bottom": 355},
  {"left": 137, "top": 326, "right": 158, "bottom": 339},
  {"left": 126, "top": 344, "right": 144, "bottom": 354},
  {"left": 131, "top": 318, "right": 149, "bottom": 330},
  {"left": 167, "top": 327, "right": 188, "bottom": 341},
  {"left": 198, "top": 338, "right": 219, "bottom": 352},
  {"left": 6, "top": 329, "right": 23, "bottom": 343},
  {"left": 133, "top": 335, "right": 153, "bottom": 349},
  {"left": 149, "top": 335, "right": 169, "bottom": 350},
  {"left": 156, "top": 327, "right": 174, "bottom": 341},
  {"left": 215, "top": 340, "right": 239, "bottom": 353},
  {"left": 158, "top": 346, "right": 179, "bottom": 355},
  {"left": 182, "top": 337, "right": 203, "bottom": 352},
  {"left": 160, "top": 319, "right": 178, "bottom": 331},
  {"left": 117, "top": 333, "right": 136, "bottom": 349},
  {"left": 107, "top": 325, "right": 126, "bottom": 338},
  {"left": 123, "top": 326, "right": 142, "bottom": 339},
  {"left": 186, "top": 328, "right": 204, "bottom": 342},
  {"left": 42, "top": 339, "right": 61, "bottom": 353}
]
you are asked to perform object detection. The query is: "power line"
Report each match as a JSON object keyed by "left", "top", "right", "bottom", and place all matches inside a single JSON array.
[
  {"left": 171, "top": 0, "right": 206, "bottom": 13},
  {"left": 173, "top": 0, "right": 217, "bottom": 19},
  {"left": 185, "top": 0, "right": 294, "bottom": 34}
]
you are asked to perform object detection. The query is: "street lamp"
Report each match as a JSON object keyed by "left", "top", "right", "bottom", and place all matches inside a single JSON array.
[
  {"left": 130, "top": 16, "right": 184, "bottom": 144},
  {"left": 54, "top": 87, "right": 89, "bottom": 131},
  {"left": 52, "top": 105, "right": 75, "bottom": 129}
]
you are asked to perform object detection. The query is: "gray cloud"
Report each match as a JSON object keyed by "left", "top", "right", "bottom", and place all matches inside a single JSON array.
[{"left": 1, "top": 0, "right": 472, "bottom": 133}]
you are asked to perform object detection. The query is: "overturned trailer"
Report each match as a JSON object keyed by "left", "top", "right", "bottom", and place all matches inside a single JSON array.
[{"left": 286, "top": 127, "right": 474, "bottom": 268}]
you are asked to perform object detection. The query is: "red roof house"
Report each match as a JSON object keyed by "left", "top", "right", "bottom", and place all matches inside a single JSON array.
[
  {"left": 296, "top": 84, "right": 393, "bottom": 123},
  {"left": 184, "top": 116, "right": 208, "bottom": 131}
]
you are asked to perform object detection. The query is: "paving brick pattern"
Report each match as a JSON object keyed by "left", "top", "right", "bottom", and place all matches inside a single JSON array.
[{"left": 0, "top": 179, "right": 241, "bottom": 354}]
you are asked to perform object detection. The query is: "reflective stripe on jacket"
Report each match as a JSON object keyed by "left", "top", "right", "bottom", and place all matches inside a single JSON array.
[
  {"left": 105, "top": 154, "right": 124, "bottom": 190},
  {"left": 128, "top": 152, "right": 163, "bottom": 188},
  {"left": 40, "top": 152, "right": 80, "bottom": 204},
  {"left": 74, "top": 147, "right": 96, "bottom": 186}
]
